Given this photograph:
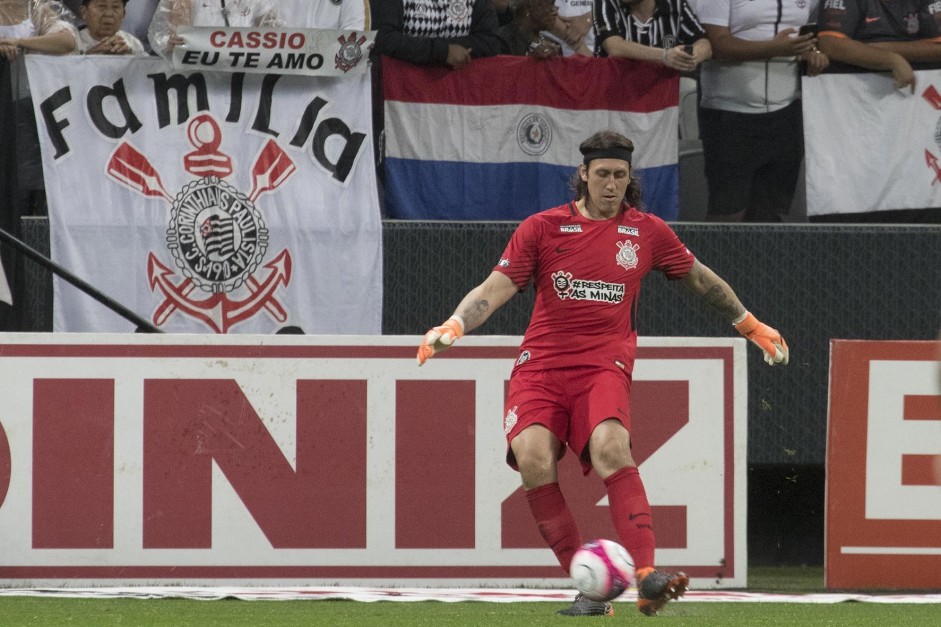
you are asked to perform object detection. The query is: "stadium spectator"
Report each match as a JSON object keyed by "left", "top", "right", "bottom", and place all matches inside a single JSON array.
[
  {"left": 0, "top": 0, "right": 76, "bottom": 62},
  {"left": 148, "top": 0, "right": 281, "bottom": 56},
  {"left": 279, "top": 0, "right": 368, "bottom": 30},
  {"left": 696, "top": 0, "right": 827, "bottom": 222},
  {"left": 542, "top": 0, "right": 594, "bottom": 56},
  {"left": 416, "top": 130, "right": 789, "bottom": 617},
  {"left": 495, "top": 0, "right": 562, "bottom": 57},
  {"left": 594, "top": 0, "right": 711, "bottom": 71},
  {"left": 815, "top": 0, "right": 941, "bottom": 92},
  {"left": 64, "top": 0, "right": 151, "bottom": 49},
  {"left": 372, "top": 0, "right": 502, "bottom": 69},
  {"left": 77, "top": 0, "right": 146, "bottom": 55},
  {"left": 0, "top": 0, "right": 76, "bottom": 330},
  {"left": 809, "top": 0, "right": 941, "bottom": 222},
  {"left": 64, "top": 0, "right": 157, "bottom": 53},
  {"left": 0, "top": 0, "right": 76, "bottom": 200}
]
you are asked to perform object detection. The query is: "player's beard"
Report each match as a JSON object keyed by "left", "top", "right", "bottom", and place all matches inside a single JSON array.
[{"left": 583, "top": 194, "right": 623, "bottom": 219}]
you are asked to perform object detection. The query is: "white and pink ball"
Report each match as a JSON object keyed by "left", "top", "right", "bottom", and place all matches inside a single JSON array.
[{"left": 569, "top": 539, "right": 635, "bottom": 602}]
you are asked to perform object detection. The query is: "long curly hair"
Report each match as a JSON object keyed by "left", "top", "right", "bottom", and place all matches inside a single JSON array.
[{"left": 568, "top": 131, "right": 643, "bottom": 209}]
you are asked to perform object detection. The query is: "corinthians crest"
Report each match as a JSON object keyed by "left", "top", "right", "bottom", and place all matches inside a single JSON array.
[
  {"left": 106, "top": 114, "right": 296, "bottom": 333},
  {"left": 616, "top": 240, "right": 640, "bottom": 270},
  {"left": 335, "top": 32, "right": 368, "bottom": 73}
]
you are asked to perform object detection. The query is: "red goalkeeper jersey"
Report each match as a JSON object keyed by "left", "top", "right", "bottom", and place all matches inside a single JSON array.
[{"left": 494, "top": 201, "right": 695, "bottom": 374}]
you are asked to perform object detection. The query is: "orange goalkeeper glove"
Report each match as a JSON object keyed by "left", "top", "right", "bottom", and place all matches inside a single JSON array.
[
  {"left": 734, "top": 311, "right": 789, "bottom": 366},
  {"left": 417, "top": 316, "right": 464, "bottom": 366}
]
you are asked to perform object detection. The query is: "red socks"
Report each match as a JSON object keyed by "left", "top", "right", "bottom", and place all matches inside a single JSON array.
[
  {"left": 524, "top": 482, "right": 582, "bottom": 573},
  {"left": 604, "top": 466, "right": 655, "bottom": 570},
  {"left": 525, "top": 469, "right": 656, "bottom": 573}
]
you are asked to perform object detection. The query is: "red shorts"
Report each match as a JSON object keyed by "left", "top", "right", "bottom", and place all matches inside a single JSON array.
[{"left": 503, "top": 366, "right": 632, "bottom": 474}]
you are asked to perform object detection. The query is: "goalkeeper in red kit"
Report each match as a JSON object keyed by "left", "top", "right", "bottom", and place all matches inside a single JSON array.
[{"left": 417, "top": 130, "right": 788, "bottom": 617}]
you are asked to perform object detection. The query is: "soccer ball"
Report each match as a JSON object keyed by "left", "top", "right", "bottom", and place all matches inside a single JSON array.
[{"left": 569, "top": 539, "right": 635, "bottom": 602}]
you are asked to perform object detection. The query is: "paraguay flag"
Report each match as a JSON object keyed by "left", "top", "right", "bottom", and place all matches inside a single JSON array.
[{"left": 381, "top": 55, "right": 679, "bottom": 221}]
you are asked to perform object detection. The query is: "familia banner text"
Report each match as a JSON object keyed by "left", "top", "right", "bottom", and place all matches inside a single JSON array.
[{"left": 26, "top": 55, "right": 382, "bottom": 334}]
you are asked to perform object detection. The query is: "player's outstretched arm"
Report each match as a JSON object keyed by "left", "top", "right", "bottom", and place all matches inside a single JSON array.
[
  {"left": 680, "top": 260, "right": 789, "bottom": 366},
  {"left": 417, "top": 271, "right": 519, "bottom": 366}
]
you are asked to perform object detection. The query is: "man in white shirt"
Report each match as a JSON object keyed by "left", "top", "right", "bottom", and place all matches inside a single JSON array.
[
  {"left": 280, "top": 0, "right": 369, "bottom": 30},
  {"left": 77, "top": 0, "right": 146, "bottom": 55},
  {"left": 696, "top": 0, "right": 825, "bottom": 221}
]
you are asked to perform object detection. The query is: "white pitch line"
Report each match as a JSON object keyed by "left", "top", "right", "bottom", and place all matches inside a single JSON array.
[
  {"left": 841, "top": 547, "right": 941, "bottom": 555},
  {"left": 0, "top": 588, "right": 939, "bottom": 604}
]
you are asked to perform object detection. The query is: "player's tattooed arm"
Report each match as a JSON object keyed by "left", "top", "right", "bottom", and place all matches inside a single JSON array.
[
  {"left": 458, "top": 298, "right": 491, "bottom": 331},
  {"left": 680, "top": 260, "right": 748, "bottom": 323},
  {"left": 452, "top": 271, "right": 519, "bottom": 334}
]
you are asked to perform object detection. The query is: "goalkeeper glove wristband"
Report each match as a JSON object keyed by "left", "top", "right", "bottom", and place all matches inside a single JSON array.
[
  {"left": 417, "top": 316, "right": 465, "bottom": 366},
  {"left": 734, "top": 311, "right": 789, "bottom": 366}
]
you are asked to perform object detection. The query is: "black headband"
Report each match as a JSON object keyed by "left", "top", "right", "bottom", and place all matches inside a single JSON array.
[{"left": 582, "top": 148, "right": 633, "bottom": 165}]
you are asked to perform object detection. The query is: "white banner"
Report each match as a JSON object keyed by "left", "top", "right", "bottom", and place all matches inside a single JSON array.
[
  {"left": 173, "top": 27, "right": 375, "bottom": 76},
  {"left": 26, "top": 55, "right": 381, "bottom": 334},
  {"left": 0, "top": 257, "right": 10, "bottom": 305},
  {"left": 802, "top": 70, "right": 941, "bottom": 216}
]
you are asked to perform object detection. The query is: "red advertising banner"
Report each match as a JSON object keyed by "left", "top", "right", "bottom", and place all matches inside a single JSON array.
[
  {"left": 0, "top": 334, "right": 746, "bottom": 588},
  {"left": 826, "top": 340, "right": 941, "bottom": 589}
]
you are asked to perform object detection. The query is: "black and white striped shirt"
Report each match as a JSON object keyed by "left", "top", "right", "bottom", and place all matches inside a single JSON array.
[{"left": 593, "top": 0, "right": 706, "bottom": 56}]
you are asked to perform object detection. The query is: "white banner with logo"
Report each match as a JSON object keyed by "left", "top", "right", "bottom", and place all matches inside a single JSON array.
[
  {"left": 802, "top": 70, "right": 941, "bottom": 216},
  {"left": 173, "top": 27, "right": 374, "bottom": 76},
  {"left": 26, "top": 55, "right": 381, "bottom": 334}
]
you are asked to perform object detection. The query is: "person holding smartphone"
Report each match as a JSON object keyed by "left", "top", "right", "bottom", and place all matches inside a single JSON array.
[
  {"left": 593, "top": 0, "right": 711, "bottom": 72},
  {"left": 694, "top": 0, "right": 827, "bottom": 222}
]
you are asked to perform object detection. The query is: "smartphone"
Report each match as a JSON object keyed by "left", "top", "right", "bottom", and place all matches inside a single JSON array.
[
  {"left": 798, "top": 23, "right": 818, "bottom": 36},
  {"left": 682, "top": 44, "right": 693, "bottom": 55}
]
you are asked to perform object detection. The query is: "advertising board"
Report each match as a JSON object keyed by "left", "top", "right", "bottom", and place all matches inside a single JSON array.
[{"left": 0, "top": 334, "right": 745, "bottom": 588}]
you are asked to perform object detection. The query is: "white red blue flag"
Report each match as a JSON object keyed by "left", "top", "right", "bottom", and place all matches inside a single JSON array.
[{"left": 382, "top": 56, "right": 680, "bottom": 221}]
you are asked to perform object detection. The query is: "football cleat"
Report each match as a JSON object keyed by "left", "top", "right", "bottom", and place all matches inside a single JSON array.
[
  {"left": 635, "top": 567, "right": 689, "bottom": 616},
  {"left": 556, "top": 593, "right": 614, "bottom": 617}
]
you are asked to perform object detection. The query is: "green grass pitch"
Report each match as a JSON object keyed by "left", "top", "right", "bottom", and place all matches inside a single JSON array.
[
  {"left": 0, "top": 568, "right": 938, "bottom": 626},
  {"left": 0, "top": 597, "right": 939, "bottom": 626}
]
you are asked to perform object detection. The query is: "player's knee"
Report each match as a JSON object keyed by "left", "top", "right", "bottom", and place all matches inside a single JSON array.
[
  {"left": 515, "top": 446, "right": 556, "bottom": 475},
  {"left": 514, "top": 445, "right": 559, "bottom": 487},
  {"left": 589, "top": 436, "right": 634, "bottom": 476}
]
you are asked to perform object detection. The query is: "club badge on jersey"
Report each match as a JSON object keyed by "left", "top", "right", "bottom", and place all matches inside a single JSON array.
[
  {"left": 616, "top": 240, "right": 640, "bottom": 270},
  {"left": 504, "top": 405, "right": 519, "bottom": 434}
]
